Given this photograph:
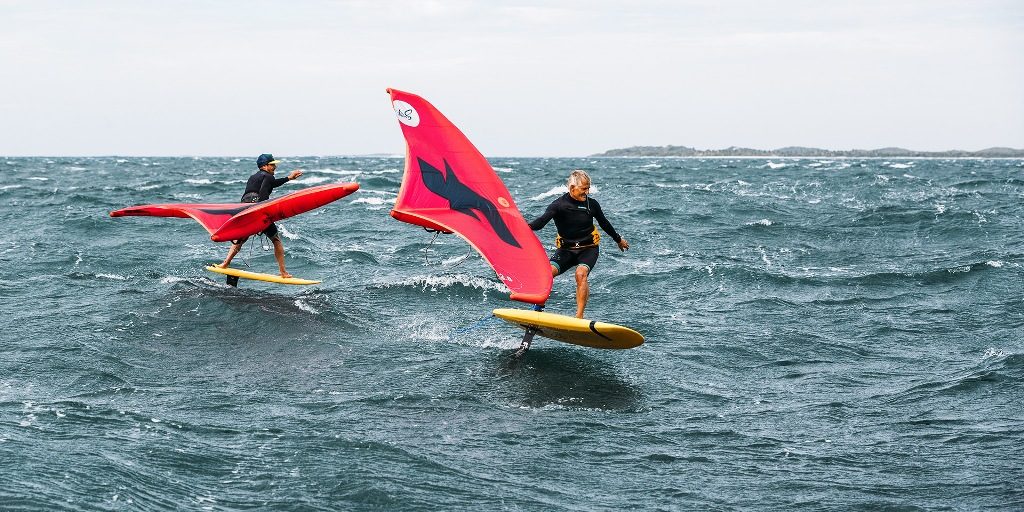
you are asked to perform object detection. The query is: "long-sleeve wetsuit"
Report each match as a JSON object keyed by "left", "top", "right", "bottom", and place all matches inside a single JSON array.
[
  {"left": 528, "top": 193, "right": 622, "bottom": 248},
  {"left": 241, "top": 170, "right": 291, "bottom": 202},
  {"left": 234, "top": 169, "right": 292, "bottom": 241}
]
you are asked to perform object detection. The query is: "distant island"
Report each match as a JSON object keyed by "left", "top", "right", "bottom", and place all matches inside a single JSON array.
[{"left": 591, "top": 145, "right": 1024, "bottom": 158}]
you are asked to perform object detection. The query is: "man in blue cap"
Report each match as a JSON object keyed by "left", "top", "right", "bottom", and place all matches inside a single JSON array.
[{"left": 217, "top": 153, "right": 303, "bottom": 277}]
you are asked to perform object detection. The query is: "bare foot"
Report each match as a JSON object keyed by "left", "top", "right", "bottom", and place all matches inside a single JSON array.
[
  {"left": 281, "top": 272, "right": 293, "bottom": 279},
  {"left": 217, "top": 262, "right": 229, "bottom": 268}
]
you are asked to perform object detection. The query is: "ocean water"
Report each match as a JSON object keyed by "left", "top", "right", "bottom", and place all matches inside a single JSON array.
[{"left": 1, "top": 156, "right": 1022, "bottom": 511}]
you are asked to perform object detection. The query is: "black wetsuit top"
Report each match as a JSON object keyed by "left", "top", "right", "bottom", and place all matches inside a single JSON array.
[
  {"left": 241, "top": 170, "right": 290, "bottom": 202},
  {"left": 528, "top": 193, "right": 622, "bottom": 247}
]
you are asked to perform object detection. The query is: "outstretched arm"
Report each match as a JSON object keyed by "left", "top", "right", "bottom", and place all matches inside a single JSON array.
[
  {"left": 592, "top": 201, "right": 629, "bottom": 252},
  {"left": 528, "top": 202, "right": 558, "bottom": 231},
  {"left": 266, "top": 170, "right": 302, "bottom": 196}
]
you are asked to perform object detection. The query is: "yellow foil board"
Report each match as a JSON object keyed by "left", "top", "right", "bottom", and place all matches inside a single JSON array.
[
  {"left": 493, "top": 308, "right": 644, "bottom": 349},
  {"left": 205, "top": 266, "right": 321, "bottom": 285}
]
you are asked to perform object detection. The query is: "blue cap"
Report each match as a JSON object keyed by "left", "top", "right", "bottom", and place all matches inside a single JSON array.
[{"left": 256, "top": 154, "right": 280, "bottom": 167}]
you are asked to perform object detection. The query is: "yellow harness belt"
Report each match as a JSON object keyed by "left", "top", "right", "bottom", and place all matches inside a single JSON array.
[{"left": 556, "top": 227, "right": 601, "bottom": 249}]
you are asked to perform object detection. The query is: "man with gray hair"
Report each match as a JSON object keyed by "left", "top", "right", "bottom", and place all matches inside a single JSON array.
[{"left": 528, "top": 170, "right": 629, "bottom": 318}]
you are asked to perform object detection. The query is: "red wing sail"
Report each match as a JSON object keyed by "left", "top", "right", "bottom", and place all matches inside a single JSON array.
[
  {"left": 110, "top": 203, "right": 251, "bottom": 236},
  {"left": 211, "top": 183, "right": 359, "bottom": 241},
  {"left": 387, "top": 88, "right": 552, "bottom": 305},
  {"left": 111, "top": 182, "right": 360, "bottom": 242}
]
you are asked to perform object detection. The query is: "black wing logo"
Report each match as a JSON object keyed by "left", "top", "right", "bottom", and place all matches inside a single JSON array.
[{"left": 417, "top": 157, "right": 521, "bottom": 248}]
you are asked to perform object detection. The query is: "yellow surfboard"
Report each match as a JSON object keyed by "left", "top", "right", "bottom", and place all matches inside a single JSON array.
[
  {"left": 493, "top": 308, "right": 644, "bottom": 349},
  {"left": 205, "top": 265, "right": 321, "bottom": 286}
]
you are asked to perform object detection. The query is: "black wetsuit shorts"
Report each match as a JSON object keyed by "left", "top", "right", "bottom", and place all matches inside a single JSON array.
[
  {"left": 230, "top": 223, "right": 278, "bottom": 245},
  {"left": 551, "top": 246, "right": 599, "bottom": 275}
]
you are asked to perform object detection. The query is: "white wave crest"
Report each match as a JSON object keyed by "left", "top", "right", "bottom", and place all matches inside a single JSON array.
[
  {"left": 298, "top": 176, "right": 333, "bottom": 185},
  {"left": 294, "top": 299, "right": 320, "bottom": 314},
  {"left": 278, "top": 225, "right": 298, "bottom": 240},
  {"left": 441, "top": 253, "right": 473, "bottom": 266},
  {"left": 352, "top": 196, "right": 394, "bottom": 207},
  {"left": 377, "top": 273, "right": 509, "bottom": 294},
  {"left": 314, "top": 168, "right": 361, "bottom": 176},
  {"left": 983, "top": 348, "right": 1008, "bottom": 359},
  {"left": 185, "top": 178, "right": 214, "bottom": 185},
  {"left": 96, "top": 273, "right": 129, "bottom": 280},
  {"left": 531, "top": 186, "right": 567, "bottom": 201},
  {"left": 159, "top": 276, "right": 190, "bottom": 284}
]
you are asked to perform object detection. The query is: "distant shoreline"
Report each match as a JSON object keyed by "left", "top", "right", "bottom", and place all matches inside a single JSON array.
[{"left": 591, "top": 145, "right": 1024, "bottom": 158}]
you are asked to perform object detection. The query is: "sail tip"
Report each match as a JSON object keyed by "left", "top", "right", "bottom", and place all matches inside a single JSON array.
[
  {"left": 511, "top": 291, "right": 550, "bottom": 305},
  {"left": 391, "top": 210, "right": 453, "bottom": 234}
]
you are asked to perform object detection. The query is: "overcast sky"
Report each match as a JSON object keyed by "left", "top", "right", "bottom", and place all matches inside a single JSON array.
[{"left": 1, "top": 0, "right": 1021, "bottom": 156}]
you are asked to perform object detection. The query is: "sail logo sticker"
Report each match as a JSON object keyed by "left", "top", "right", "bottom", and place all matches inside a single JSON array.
[
  {"left": 496, "top": 272, "right": 517, "bottom": 286},
  {"left": 393, "top": 100, "right": 420, "bottom": 127}
]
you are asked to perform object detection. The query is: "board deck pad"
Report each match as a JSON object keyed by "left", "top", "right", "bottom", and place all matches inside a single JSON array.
[
  {"left": 492, "top": 308, "right": 644, "bottom": 349},
  {"left": 205, "top": 265, "right": 321, "bottom": 285}
]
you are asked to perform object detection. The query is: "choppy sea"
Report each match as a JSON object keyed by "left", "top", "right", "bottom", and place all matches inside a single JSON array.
[{"left": 1, "top": 156, "right": 1022, "bottom": 511}]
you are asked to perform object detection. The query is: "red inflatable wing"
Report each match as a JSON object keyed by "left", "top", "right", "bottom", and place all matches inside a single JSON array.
[
  {"left": 211, "top": 182, "right": 360, "bottom": 241},
  {"left": 386, "top": 88, "right": 552, "bottom": 305},
  {"left": 110, "top": 182, "right": 360, "bottom": 242},
  {"left": 110, "top": 203, "right": 249, "bottom": 237}
]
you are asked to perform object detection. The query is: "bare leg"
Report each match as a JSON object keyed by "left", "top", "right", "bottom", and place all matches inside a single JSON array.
[
  {"left": 574, "top": 266, "right": 590, "bottom": 319},
  {"left": 550, "top": 264, "right": 559, "bottom": 276},
  {"left": 219, "top": 242, "right": 243, "bottom": 268},
  {"left": 272, "top": 238, "right": 292, "bottom": 278}
]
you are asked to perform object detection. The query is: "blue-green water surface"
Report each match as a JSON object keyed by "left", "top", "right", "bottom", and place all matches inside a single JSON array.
[{"left": 1, "top": 156, "right": 1022, "bottom": 510}]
